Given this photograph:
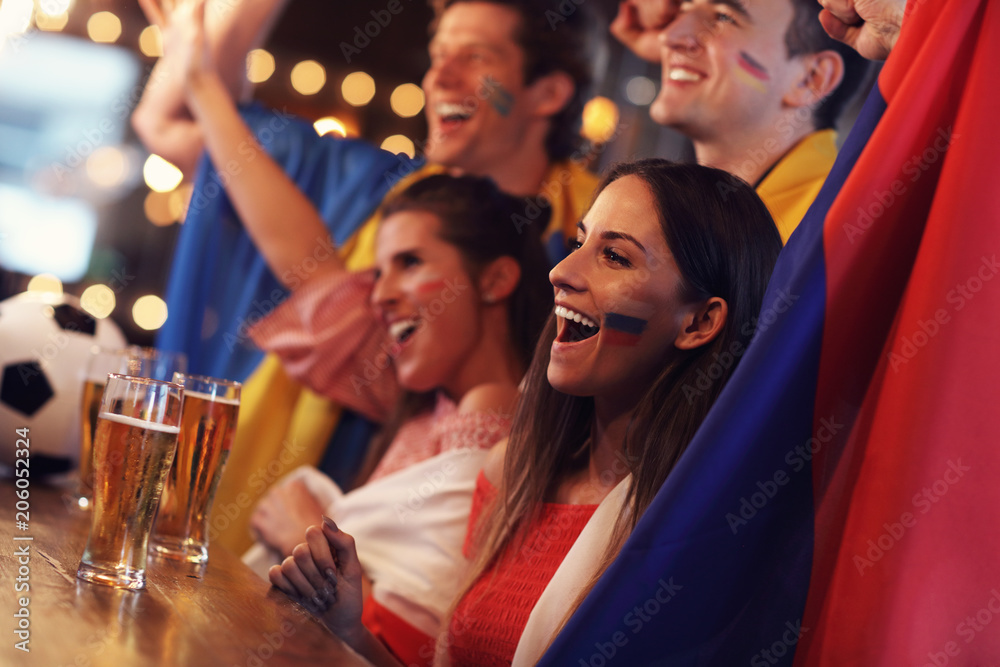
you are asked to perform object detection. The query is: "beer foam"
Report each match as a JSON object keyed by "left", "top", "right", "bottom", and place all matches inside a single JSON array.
[
  {"left": 183, "top": 390, "right": 240, "bottom": 406},
  {"left": 98, "top": 412, "right": 181, "bottom": 434}
]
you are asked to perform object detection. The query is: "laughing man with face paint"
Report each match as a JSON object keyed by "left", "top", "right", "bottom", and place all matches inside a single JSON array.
[
  {"left": 613, "top": 0, "right": 870, "bottom": 242},
  {"left": 132, "top": 0, "right": 599, "bottom": 556}
]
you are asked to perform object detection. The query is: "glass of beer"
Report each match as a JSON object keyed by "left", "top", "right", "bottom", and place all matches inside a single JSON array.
[
  {"left": 76, "top": 348, "right": 131, "bottom": 510},
  {"left": 124, "top": 346, "right": 188, "bottom": 382},
  {"left": 76, "top": 348, "right": 187, "bottom": 510},
  {"left": 77, "top": 374, "right": 183, "bottom": 589},
  {"left": 151, "top": 373, "right": 240, "bottom": 564}
]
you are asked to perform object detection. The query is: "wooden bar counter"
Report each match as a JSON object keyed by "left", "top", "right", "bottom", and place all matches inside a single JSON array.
[{"left": 0, "top": 480, "right": 368, "bottom": 667}]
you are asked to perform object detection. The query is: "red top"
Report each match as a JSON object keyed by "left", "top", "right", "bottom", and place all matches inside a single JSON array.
[{"left": 447, "top": 471, "right": 597, "bottom": 666}]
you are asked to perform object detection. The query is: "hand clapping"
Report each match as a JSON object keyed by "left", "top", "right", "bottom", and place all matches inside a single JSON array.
[
  {"left": 138, "top": 0, "right": 216, "bottom": 84},
  {"left": 268, "top": 517, "right": 367, "bottom": 645}
]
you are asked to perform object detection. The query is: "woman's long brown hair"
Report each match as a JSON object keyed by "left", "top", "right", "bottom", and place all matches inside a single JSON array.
[{"left": 447, "top": 159, "right": 782, "bottom": 643}]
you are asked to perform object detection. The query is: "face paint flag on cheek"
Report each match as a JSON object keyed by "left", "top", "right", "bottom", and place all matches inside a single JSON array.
[
  {"left": 735, "top": 51, "right": 770, "bottom": 94},
  {"left": 603, "top": 312, "right": 649, "bottom": 347},
  {"left": 480, "top": 77, "right": 514, "bottom": 117},
  {"left": 415, "top": 278, "right": 449, "bottom": 295}
]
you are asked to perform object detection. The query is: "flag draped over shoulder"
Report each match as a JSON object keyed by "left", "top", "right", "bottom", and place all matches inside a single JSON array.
[
  {"left": 540, "top": 0, "right": 1000, "bottom": 664},
  {"left": 155, "top": 103, "right": 410, "bottom": 381}
]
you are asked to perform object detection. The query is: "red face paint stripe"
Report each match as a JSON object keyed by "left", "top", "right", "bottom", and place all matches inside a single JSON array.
[
  {"left": 603, "top": 330, "right": 642, "bottom": 347},
  {"left": 415, "top": 279, "right": 449, "bottom": 294},
  {"left": 738, "top": 51, "right": 770, "bottom": 82}
]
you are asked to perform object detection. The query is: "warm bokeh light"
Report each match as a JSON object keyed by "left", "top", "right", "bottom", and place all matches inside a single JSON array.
[
  {"left": 132, "top": 295, "right": 169, "bottom": 331},
  {"left": 314, "top": 117, "right": 348, "bottom": 138},
  {"left": 39, "top": 0, "right": 73, "bottom": 14},
  {"left": 27, "top": 273, "right": 63, "bottom": 295},
  {"left": 144, "top": 191, "right": 175, "bottom": 226},
  {"left": 35, "top": 10, "right": 69, "bottom": 31},
  {"left": 87, "top": 11, "right": 122, "bottom": 44},
  {"left": 139, "top": 25, "right": 163, "bottom": 57},
  {"left": 380, "top": 135, "right": 415, "bottom": 158},
  {"left": 86, "top": 146, "right": 127, "bottom": 189},
  {"left": 0, "top": 0, "right": 33, "bottom": 44},
  {"left": 168, "top": 184, "right": 192, "bottom": 222},
  {"left": 246, "top": 48, "right": 275, "bottom": 83},
  {"left": 581, "top": 96, "right": 620, "bottom": 144},
  {"left": 342, "top": 72, "right": 375, "bottom": 107},
  {"left": 80, "top": 284, "right": 115, "bottom": 319},
  {"left": 143, "top": 154, "right": 183, "bottom": 193},
  {"left": 625, "top": 76, "right": 658, "bottom": 106},
  {"left": 390, "top": 83, "right": 425, "bottom": 118},
  {"left": 290, "top": 60, "right": 325, "bottom": 95}
]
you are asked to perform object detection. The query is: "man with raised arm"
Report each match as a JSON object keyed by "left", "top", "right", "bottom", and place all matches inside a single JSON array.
[{"left": 132, "top": 0, "right": 599, "bottom": 553}]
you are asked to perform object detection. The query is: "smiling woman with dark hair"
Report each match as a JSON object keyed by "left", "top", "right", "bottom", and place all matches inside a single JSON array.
[
  {"left": 235, "top": 172, "right": 552, "bottom": 666},
  {"left": 442, "top": 159, "right": 782, "bottom": 665},
  {"left": 271, "top": 159, "right": 782, "bottom": 666}
]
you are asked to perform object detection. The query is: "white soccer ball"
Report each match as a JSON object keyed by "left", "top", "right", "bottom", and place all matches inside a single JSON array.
[{"left": 0, "top": 291, "right": 126, "bottom": 476}]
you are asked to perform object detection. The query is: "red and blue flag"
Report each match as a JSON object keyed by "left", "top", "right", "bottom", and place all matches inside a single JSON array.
[{"left": 541, "top": 0, "right": 1000, "bottom": 663}]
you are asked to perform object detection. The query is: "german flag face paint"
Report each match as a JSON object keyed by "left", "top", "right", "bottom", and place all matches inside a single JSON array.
[
  {"left": 735, "top": 51, "right": 769, "bottom": 93},
  {"left": 650, "top": 0, "right": 805, "bottom": 142}
]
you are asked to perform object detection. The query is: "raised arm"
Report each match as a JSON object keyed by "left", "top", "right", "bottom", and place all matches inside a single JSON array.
[
  {"left": 818, "top": 0, "right": 905, "bottom": 61},
  {"left": 132, "top": 0, "right": 290, "bottom": 176},
  {"left": 610, "top": 0, "right": 678, "bottom": 64},
  {"left": 145, "top": 0, "right": 345, "bottom": 288}
]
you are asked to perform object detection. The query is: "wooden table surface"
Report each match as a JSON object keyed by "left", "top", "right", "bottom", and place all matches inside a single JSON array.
[{"left": 0, "top": 480, "right": 369, "bottom": 667}]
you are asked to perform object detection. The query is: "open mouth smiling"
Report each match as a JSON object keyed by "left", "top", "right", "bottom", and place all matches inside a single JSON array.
[
  {"left": 555, "top": 305, "right": 600, "bottom": 343},
  {"left": 388, "top": 318, "right": 420, "bottom": 344},
  {"left": 435, "top": 102, "right": 474, "bottom": 130},
  {"left": 666, "top": 65, "right": 705, "bottom": 83}
]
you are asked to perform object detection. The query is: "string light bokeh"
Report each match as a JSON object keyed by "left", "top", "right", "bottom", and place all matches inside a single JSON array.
[{"left": 0, "top": 0, "right": 684, "bottom": 344}]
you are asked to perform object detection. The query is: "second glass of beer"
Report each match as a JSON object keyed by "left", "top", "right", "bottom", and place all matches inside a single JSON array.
[
  {"left": 151, "top": 373, "right": 241, "bottom": 564},
  {"left": 77, "top": 374, "right": 183, "bottom": 589}
]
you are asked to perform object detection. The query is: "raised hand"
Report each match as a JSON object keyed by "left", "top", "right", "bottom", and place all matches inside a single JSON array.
[
  {"left": 132, "top": 0, "right": 289, "bottom": 175},
  {"left": 139, "top": 0, "right": 215, "bottom": 86},
  {"left": 610, "top": 0, "right": 679, "bottom": 64},
  {"left": 818, "top": 0, "right": 906, "bottom": 61},
  {"left": 269, "top": 518, "right": 367, "bottom": 645},
  {"left": 133, "top": 0, "right": 215, "bottom": 175}
]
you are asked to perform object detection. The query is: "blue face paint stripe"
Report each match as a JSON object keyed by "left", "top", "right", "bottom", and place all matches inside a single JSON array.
[
  {"left": 605, "top": 312, "right": 648, "bottom": 336},
  {"left": 481, "top": 79, "right": 514, "bottom": 117}
]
